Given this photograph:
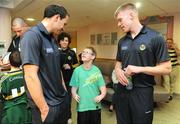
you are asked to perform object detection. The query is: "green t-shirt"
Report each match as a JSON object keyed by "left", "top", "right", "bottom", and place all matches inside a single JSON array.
[{"left": 70, "top": 65, "right": 105, "bottom": 112}]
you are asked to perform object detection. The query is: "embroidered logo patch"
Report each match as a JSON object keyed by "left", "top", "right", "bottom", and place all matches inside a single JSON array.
[
  {"left": 139, "top": 44, "right": 146, "bottom": 51},
  {"left": 68, "top": 56, "right": 72, "bottom": 60},
  {"left": 46, "top": 48, "right": 54, "bottom": 53},
  {"left": 121, "top": 46, "right": 128, "bottom": 50}
]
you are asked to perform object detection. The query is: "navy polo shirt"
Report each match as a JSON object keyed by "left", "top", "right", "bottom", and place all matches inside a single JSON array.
[
  {"left": 60, "top": 48, "right": 78, "bottom": 84},
  {"left": 116, "top": 26, "right": 169, "bottom": 87},
  {"left": 20, "top": 23, "right": 66, "bottom": 106}
]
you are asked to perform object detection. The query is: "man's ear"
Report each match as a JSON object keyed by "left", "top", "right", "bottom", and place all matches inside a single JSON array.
[
  {"left": 129, "top": 12, "right": 134, "bottom": 20},
  {"left": 54, "top": 14, "right": 60, "bottom": 22}
]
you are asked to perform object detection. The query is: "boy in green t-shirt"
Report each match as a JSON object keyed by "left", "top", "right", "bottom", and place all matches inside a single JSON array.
[
  {"left": 70, "top": 47, "right": 106, "bottom": 124},
  {"left": 0, "top": 50, "right": 31, "bottom": 124}
]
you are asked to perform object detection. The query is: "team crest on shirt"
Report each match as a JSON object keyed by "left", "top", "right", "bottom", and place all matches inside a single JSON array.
[
  {"left": 139, "top": 44, "right": 146, "bottom": 51},
  {"left": 68, "top": 56, "right": 72, "bottom": 60}
]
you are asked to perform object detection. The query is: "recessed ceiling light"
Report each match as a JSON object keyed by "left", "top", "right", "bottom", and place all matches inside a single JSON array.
[
  {"left": 135, "top": 2, "right": 141, "bottom": 9},
  {"left": 26, "top": 18, "right": 35, "bottom": 21}
]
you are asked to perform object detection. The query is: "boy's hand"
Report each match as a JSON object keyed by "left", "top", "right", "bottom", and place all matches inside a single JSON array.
[
  {"left": 73, "top": 94, "right": 80, "bottom": 103},
  {"left": 94, "top": 95, "right": 103, "bottom": 103}
]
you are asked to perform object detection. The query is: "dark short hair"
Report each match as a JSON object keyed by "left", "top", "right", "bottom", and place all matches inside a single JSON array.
[
  {"left": 58, "top": 32, "right": 71, "bottom": 44},
  {"left": 9, "top": 50, "right": 22, "bottom": 67},
  {"left": 44, "top": 4, "right": 70, "bottom": 19}
]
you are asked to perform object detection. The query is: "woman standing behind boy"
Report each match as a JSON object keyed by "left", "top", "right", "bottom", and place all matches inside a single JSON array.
[{"left": 58, "top": 32, "right": 78, "bottom": 124}]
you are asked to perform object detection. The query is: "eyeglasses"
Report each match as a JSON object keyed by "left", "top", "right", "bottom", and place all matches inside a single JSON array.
[{"left": 81, "top": 51, "right": 93, "bottom": 55}]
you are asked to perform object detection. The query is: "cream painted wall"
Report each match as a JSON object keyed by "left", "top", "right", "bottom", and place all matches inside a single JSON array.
[
  {"left": 77, "top": 25, "right": 90, "bottom": 54},
  {"left": 173, "top": 13, "right": 180, "bottom": 94},
  {"left": 0, "top": 8, "right": 11, "bottom": 52},
  {"left": 77, "top": 20, "right": 124, "bottom": 59},
  {"left": 173, "top": 13, "right": 180, "bottom": 47}
]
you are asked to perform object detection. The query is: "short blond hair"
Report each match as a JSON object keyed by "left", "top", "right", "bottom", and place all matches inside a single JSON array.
[{"left": 114, "top": 3, "right": 138, "bottom": 18}]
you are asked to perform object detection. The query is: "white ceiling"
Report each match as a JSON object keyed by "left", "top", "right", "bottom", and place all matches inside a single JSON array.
[
  {"left": 0, "top": 0, "right": 24, "bottom": 9},
  {"left": 9, "top": 0, "right": 180, "bottom": 31}
]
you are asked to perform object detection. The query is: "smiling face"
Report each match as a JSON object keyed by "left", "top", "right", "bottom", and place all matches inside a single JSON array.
[
  {"left": 52, "top": 15, "right": 69, "bottom": 35},
  {"left": 116, "top": 10, "right": 133, "bottom": 33},
  {"left": 81, "top": 48, "right": 95, "bottom": 62},
  {"left": 58, "top": 15, "right": 69, "bottom": 31},
  {"left": 166, "top": 39, "right": 174, "bottom": 49},
  {"left": 59, "top": 37, "right": 69, "bottom": 49}
]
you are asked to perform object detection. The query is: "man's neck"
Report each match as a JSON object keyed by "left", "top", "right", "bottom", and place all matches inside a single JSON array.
[
  {"left": 41, "top": 19, "right": 52, "bottom": 33},
  {"left": 130, "top": 22, "right": 143, "bottom": 39}
]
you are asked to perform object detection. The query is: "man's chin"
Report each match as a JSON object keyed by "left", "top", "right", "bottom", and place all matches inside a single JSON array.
[
  {"left": 121, "top": 28, "right": 128, "bottom": 33},
  {"left": 55, "top": 29, "right": 63, "bottom": 35}
]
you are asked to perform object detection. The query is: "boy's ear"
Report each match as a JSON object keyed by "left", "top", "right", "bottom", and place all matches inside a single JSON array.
[{"left": 92, "top": 55, "right": 96, "bottom": 60}]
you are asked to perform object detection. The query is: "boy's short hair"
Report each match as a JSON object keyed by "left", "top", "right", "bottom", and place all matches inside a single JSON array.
[
  {"left": 86, "top": 46, "right": 97, "bottom": 60},
  {"left": 9, "top": 50, "right": 22, "bottom": 67},
  {"left": 44, "top": 4, "right": 70, "bottom": 19},
  {"left": 58, "top": 32, "right": 71, "bottom": 44}
]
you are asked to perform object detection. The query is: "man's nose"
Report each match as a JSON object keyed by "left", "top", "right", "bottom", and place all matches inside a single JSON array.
[
  {"left": 16, "top": 33, "right": 21, "bottom": 37},
  {"left": 61, "top": 27, "right": 64, "bottom": 32},
  {"left": 118, "top": 22, "right": 121, "bottom": 28},
  {"left": 17, "top": 31, "right": 23, "bottom": 36}
]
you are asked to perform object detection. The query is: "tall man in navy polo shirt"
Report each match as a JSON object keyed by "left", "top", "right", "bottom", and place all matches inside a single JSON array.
[
  {"left": 20, "top": 5, "right": 69, "bottom": 124},
  {"left": 114, "top": 3, "right": 171, "bottom": 124}
]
